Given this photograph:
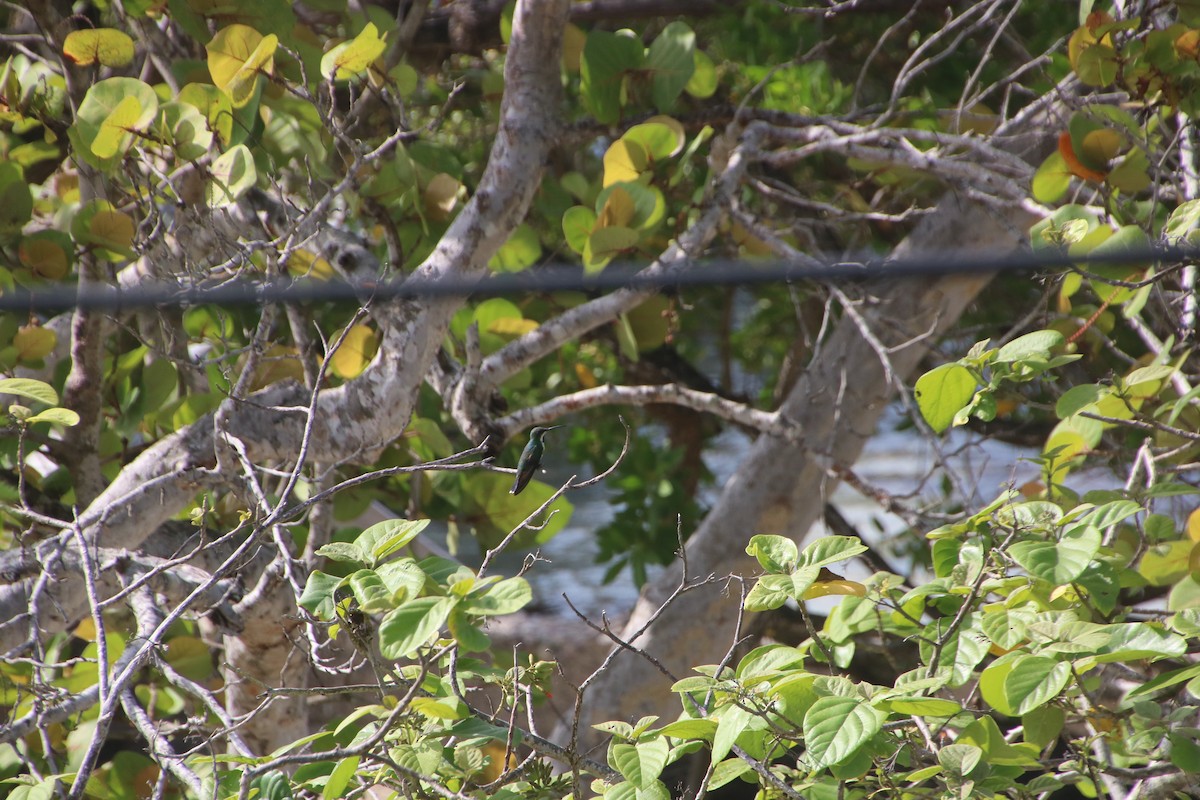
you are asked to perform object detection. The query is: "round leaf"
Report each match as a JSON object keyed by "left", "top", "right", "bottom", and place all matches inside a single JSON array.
[{"left": 914, "top": 363, "right": 976, "bottom": 433}]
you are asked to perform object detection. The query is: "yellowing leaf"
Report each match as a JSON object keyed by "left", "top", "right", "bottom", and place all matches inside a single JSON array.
[
  {"left": 206, "top": 25, "right": 277, "bottom": 108},
  {"left": 206, "top": 144, "right": 256, "bottom": 207},
  {"left": 561, "top": 23, "right": 586, "bottom": 72},
  {"left": 287, "top": 248, "right": 334, "bottom": 280},
  {"left": 597, "top": 185, "right": 635, "bottom": 228},
  {"left": 64, "top": 29, "right": 135, "bottom": 67},
  {"left": 87, "top": 209, "right": 136, "bottom": 258},
  {"left": 575, "top": 362, "right": 598, "bottom": 388},
  {"left": 423, "top": 172, "right": 461, "bottom": 221},
  {"left": 91, "top": 94, "right": 143, "bottom": 158},
  {"left": 487, "top": 317, "right": 539, "bottom": 336},
  {"left": 329, "top": 324, "right": 379, "bottom": 379},
  {"left": 321, "top": 22, "right": 387, "bottom": 79},
  {"left": 14, "top": 325, "right": 56, "bottom": 362},
  {"left": 802, "top": 579, "right": 867, "bottom": 599},
  {"left": 1188, "top": 508, "right": 1200, "bottom": 544},
  {"left": 603, "top": 139, "right": 648, "bottom": 187},
  {"left": 18, "top": 233, "right": 71, "bottom": 279}
]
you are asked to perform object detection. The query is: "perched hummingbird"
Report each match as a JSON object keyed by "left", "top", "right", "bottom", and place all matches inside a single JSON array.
[{"left": 510, "top": 426, "right": 561, "bottom": 495}]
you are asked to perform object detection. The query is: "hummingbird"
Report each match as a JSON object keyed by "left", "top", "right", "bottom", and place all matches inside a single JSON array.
[{"left": 510, "top": 426, "right": 561, "bottom": 495}]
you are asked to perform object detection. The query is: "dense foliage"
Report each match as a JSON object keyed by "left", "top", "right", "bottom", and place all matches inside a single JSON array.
[{"left": 2, "top": 1, "right": 1200, "bottom": 799}]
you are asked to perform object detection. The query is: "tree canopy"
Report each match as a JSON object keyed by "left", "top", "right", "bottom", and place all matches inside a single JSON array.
[{"left": 2, "top": 1, "right": 1200, "bottom": 799}]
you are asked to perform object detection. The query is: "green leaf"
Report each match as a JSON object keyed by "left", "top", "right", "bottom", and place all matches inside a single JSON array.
[
  {"left": 69, "top": 78, "right": 159, "bottom": 169},
  {"left": 799, "top": 535, "right": 868, "bottom": 568},
  {"left": 980, "top": 606, "right": 1032, "bottom": 650},
  {"left": 1022, "top": 704, "right": 1065, "bottom": 749},
  {"left": 489, "top": 223, "right": 542, "bottom": 272},
  {"left": 298, "top": 570, "right": 341, "bottom": 619},
  {"left": 735, "top": 644, "right": 805, "bottom": 680},
  {"left": 158, "top": 100, "right": 214, "bottom": 161},
  {"left": 584, "top": 226, "right": 639, "bottom": 272},
  {"left": 995, "top": 330, "right": 1064, "bottom": 363},
  {"left": 581, "top": 31, "right": 644, "bottom": 124},
  {"left": 957, "top": 715, "right": 1040, "bottom": 767},
  {"left": 746, "top": 534, "right": 798, "bottom": 572},
  {"left": 1056, "top": 384, "right": 1104, "bottom": 418},
  {"left": 645, "top": 21, "right": 695, "bottom": 111},
  {"left": 743, "top": 573, "right": 796, "bottom": 611},
  {"left": 63, "top": 29, "right": 135, "bottom": 68},
  {"left": 1032, "top": 151, "right": 1071, "bottom": 203},
  {"left": 914, "top": 363, "right": 976, "bottom": 433},
  {"left": 611, "top": 737, "right": 669, "bottom": 789},
  {"left": 881, "top": 696, "right": 962, "bottom": 717},
  {"left": 207, "top": 144, "right": 257, "bottom": 207},
  {"left": 706, "top": 758, "right": 753, "bottom": 790},
  {"left": 25, "top": 408, "right": 80, "bottom": 427},
  {"left": 655, "top": 719, "right": 717, "bottom": 740},
  {"left": 1124, "top": 662, "right": 1200, "bottom": 700},
  {"left": 685, "top": 49, "right": 718, "bottom": 98},
  {"left": 803, "top": 695, "right": 883, "bottom": 769},
  {"left": 375, "top": 558, "right": 426, "bottom": 603},
  {"left": 1091, "top": 622, "right": 1187, "bottom": 663},
  {"left": 348, "top": 569, "right": 392, "bottom": 613},
  {"left": 378, "top": 596, "right": 455, "bottom": 659},
  {"left": 1165, "top": 198, "right": 1200, "bottom": 245},
  {"left": 315, "top": 542, "right": 365, "bottom": 564},
  {"left": 355, "top": 518, "right": 430, "bottom": 566},
  {"left": 938, "top": 744, "right": 982, "bottom": 778},
  {"left": 0, "top": 378, "right": 58, "bottom": 406},
  {"left": 322, "top": 756, "right": 359, "bottom": 800},
  {"left": 1005, "top": 656, "right": 1071, "bottom": 715},
  {"left": 711, "top": 703, "right": 752, "bottom": 764},
  {"left": 464, "top": 576, "right": 532, "bottom": 616},
  {"left": 562, "top": 206, "right": 596, "bottom": 254},
  {"left": 1008, "top": 524, "right": 1100, "bottom": 585}
]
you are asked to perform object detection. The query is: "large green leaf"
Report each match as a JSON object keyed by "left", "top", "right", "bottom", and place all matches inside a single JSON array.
[
  {"left": 1009, "top": 524, "right": 1100, "bottom": 585},
  {"left": 645, "top": 21, "right": 695, "bottom": 111},
  {"left": 354, "top": 518, "right": 430, "bottom": 567},
  {"left": 610, "top": 737, "right": 669, "bottom": 789},
  {"left": 746, "top": 534, "right": 798, "bottom": 572},
  {"left": 799, "top": 535, "right": 868, "bottom": 568},
  {"left": 581, "top": 31, "right": 644, "bottom": 124},
  {"left": 378, "top": 596, "right": 455, "bottom": 659},
  {"left": 69, "top": 77, "right": 159, "bottom": 169},
  {"left": 0, "top": 377, "right": 59, "bottom": 406},
  {"left": 803, "top": 695, "right": 883, "bottom": 769},
  {"left": 914, "top": 363, "right": 976, "bottom": 433}
]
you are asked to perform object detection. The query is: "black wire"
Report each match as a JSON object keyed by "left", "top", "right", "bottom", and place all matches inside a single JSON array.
[{"left": 1, "top": 244, "right": 1194, "bottom": 313}]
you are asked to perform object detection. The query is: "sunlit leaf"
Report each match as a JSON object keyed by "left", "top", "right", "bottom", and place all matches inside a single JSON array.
[{"left": 63, "top": 28, "right": 135, "bottom": 67}]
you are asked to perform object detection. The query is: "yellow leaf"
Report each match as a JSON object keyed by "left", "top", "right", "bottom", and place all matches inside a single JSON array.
[
  {"left": 487, "top": 317, "right": 538, "bottom": 336},
  {"left": 423, "top": 173, "right": 461, "bottom": 221},
  {"left": 18, "top": 236, "right": 70, "bottom": 279},
  {"left": 602, "top": 139, "right": 647, "bottom": 187},
  {"left": 596, "top": 186, "right": 635, "bottom": 228},
  {"left": 561, "top": 23, "right": 586, "bottom": 72},
  {"left": 206, "top": 25, "right": 277, "bottom": 108},
  {"left": 287, "top": 248, "right": 334, "bottom": 280},
  {"left": 91, "top": 94, "right": 143, "bottom": 158},
  {"left": 87, "top": 209, "right": 136, "bottom": 256},
  {"left": 329, "top": 324, "right": 379, "bottom": 379},
  {"left": 1188, "top": 508, "right": 1200, "bottom": 544},
  {"left": 63, "top": 29, "right": 135, "bottom": 67},
  {"left": 321, "top": 22, "right": 387, "bottom": 80},
  {"left": 575, "top": 363, "right": 598, "bottom": 389},
  {"left": 14, "top": 325, "right": 56, "bottom": 362}
]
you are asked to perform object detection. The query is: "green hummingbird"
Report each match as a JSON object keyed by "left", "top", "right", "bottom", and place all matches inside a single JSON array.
[{"left": 510, "top": 426, "right": 561, "bottom": 495}]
